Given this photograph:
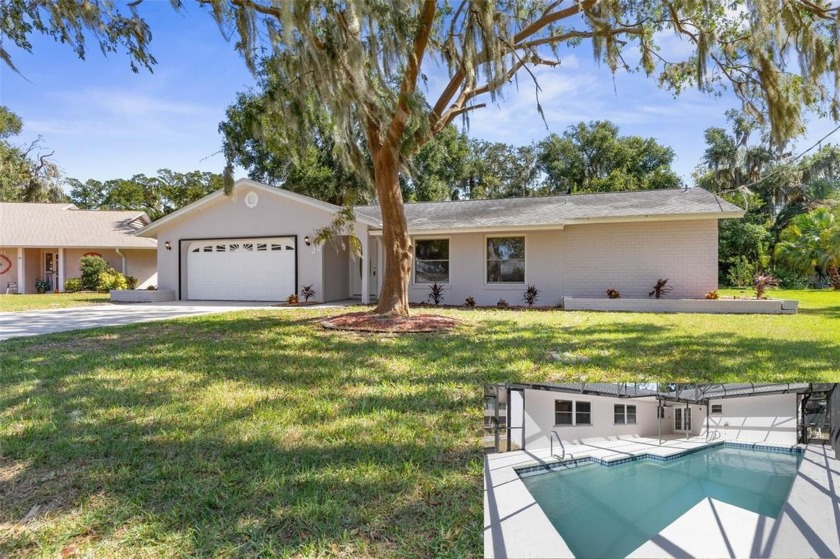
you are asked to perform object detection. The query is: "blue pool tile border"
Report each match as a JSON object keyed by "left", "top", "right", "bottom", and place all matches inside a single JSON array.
[{"left": 515, "top": 441, "right": 804, "bottom": 478}]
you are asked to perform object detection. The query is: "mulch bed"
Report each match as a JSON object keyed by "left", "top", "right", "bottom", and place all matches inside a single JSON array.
[{"left": 321, "top": 311, "right": 460, "bottom": 333}]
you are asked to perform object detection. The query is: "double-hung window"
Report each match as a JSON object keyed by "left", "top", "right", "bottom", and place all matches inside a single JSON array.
[
  {"left": 414, "top": 239, "right": 449, "bottom": 284},
  {"left": 555, "top": 400, "right": 573, "bottom": 425},
  {"left": 486, "top": 237, "right": 525, "bottom": 283},
  {"left": 711, "top": 404, "right": 723, "bottom": 414},
  {"left": 555, "top": 400, "right": 591, "bottom": 426},
  {"left": 614, "top": 404, "right": 637, "bottom": 424}
]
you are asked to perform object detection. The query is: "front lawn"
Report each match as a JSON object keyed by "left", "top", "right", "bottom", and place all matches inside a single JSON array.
[
  {"left": 0, "top": 289, "right": 838, "bottom": 557},
  {"left": 0, "top": 293, "right": 111, "bottom": 312}
]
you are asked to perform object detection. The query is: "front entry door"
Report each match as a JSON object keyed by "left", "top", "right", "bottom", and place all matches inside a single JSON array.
[
  {"left": 675, "top": 407, "right": 692, "bottom": 432},
  {"left": 44, "top": 252, "right": 59, "bottom": 291}
]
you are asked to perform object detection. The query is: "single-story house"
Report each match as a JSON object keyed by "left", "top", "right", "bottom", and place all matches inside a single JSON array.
[
  {"left": 135, "top": 179, "right": 744, "bottom": 304},
  {"left": 0, "top": 202, "right": 157, "bottom": 293},
  {"left": 485, "top": 383, "right": 834, "bottom": 452}
]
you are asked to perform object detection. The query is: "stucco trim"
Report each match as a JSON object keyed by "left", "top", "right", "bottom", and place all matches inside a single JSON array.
[{"left": 367, "top": 211, "right": 743, "bottom": 236}]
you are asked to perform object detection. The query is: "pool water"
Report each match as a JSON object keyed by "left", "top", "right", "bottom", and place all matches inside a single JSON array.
[{"left": 519, "top": 446, "right": 801, "bottom": 558}]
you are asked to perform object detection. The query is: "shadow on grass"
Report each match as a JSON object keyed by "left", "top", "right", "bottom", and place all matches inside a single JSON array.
[{"left": 0, "top": 308, "right": 838, "bottom": 555}]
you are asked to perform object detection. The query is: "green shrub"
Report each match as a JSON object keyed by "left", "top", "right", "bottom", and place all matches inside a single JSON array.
[
  {"left": 726, "top": 256, "right": 756, "bottom": 287},
  {"left": 98, "top": 268, "right": 128, "bottom": 291},
  {"left": 770, "top": 267, "right": 809, "bottom": 290},
  {"left": 64, "top": 277, "right": 83, "bottom": 292},
  {"left": 126, "top": 276, "right": 139, "bottom": 290},
  {"left": 80, "top": 256, "right": 109, "bottom": 291}
]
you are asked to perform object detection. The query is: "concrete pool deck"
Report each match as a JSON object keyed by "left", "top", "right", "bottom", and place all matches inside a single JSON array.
[{"left": 484, "top": 436, "right": 839, "bottom": 558}]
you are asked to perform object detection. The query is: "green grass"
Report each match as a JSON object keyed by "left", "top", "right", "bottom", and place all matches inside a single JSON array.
[
  {"left": 0, "top": 289, "right": 838, "bottom": 557},
  {"left": 0, "top": 293, "right": 111, "bottom": 312}
]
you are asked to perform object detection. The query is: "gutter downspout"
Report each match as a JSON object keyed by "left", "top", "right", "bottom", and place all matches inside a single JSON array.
[{"left": 115, "top": 248, "right": 126, "bottom": 275}]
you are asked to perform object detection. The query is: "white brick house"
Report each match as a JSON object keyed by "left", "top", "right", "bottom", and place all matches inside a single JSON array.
[{"left": 137, "top": 179, "right": 743, "bottom": 304}]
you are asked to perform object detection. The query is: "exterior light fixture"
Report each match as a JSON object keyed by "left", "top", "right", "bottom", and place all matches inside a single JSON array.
[
  {"left": 304, "top": 236, "right": 311, "bottom": 246},
  {"left": 164, "top": 241, "right": 172, "bottom": 251}
]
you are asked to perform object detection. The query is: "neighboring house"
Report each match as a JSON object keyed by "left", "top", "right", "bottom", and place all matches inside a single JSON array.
[
  {"left": 486, "top": 383, "right": 832, "bottom": 452},
  {"left": 0, "top": 202, "right": 157, "bottom": 294},
  {"left": 136, "top": 179, "right": 743, "bottom": 303}
]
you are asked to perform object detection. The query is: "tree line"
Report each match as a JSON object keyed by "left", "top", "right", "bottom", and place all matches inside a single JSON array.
[{"left": 694, "top": 110, "right": 840, "bottom": 288}]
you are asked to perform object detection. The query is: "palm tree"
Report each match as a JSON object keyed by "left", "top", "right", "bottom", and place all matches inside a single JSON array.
[{"left": 775, "top": 208, "right": 840, "bottom": 280}]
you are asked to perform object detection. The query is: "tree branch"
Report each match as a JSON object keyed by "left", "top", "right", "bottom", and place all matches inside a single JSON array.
[
  {"left": 430, "top": 0, "right": 597, "bottom": 122},
  {"left": 387, "top": 0, "right": 436, "bottom": 144}
]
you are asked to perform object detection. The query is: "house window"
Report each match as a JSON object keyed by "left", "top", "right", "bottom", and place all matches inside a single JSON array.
[
  {"left": 575, "top": 401, "right": 591, "bottom": 425},
  {"left": 613, "top": 404, "right": 637, "bottom": 424},
  {"left": 486, "top": 237, "right": 525, "bottom": 283},
  {"left": 415, "top": 239, "right": 449, "bottom": 284},
  {"left": 657, "top": 406, "right": 666, "bottom": 419},
  {"left": 555, "top": 400, "right": 591, "bottom": 426},
  {"left": 555, "top": 400, "right": 573, "bottom": 425},
  {"left": 614, "top": 404, "right": 625, "bottom": 424},
  {"left": 711, "top": 404, "right": 723, "bottom": 414}
]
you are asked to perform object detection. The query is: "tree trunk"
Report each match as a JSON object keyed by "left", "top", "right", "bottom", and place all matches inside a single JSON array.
[{"left": 372, "top": 146, "right": 412, "bottom": 317}]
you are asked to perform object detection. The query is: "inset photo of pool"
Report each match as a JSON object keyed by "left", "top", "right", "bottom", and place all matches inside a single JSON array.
[{"left": 483, "top": 382, "right": 840, "bottom": 558}]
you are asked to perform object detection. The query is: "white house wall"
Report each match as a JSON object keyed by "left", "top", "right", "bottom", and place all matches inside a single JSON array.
[
  {"left": 406, "top": 219, "right": 718, "bottom": 307},
  {"left": 521, "top": 389, "right": 670, "bottom": 450},
  {"left": 706, "top": 393, "right": 798, "bottom": 444},
  {"left": 150, "top": 187, "right": 339, "bottom": 301}
]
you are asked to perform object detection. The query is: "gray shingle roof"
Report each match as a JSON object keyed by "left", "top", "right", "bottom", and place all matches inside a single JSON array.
[
  {"left": 510, "top": 382, "right": 812, "bottom": 402},
  {"left": 355, "top": 187, "right": 743, "bottom": 232},
  {"left": 0, "top": 202, "right": 156, "bottom": 248},
  {"left": 669, "top": 383, "right": 811, "bottom": 402}
]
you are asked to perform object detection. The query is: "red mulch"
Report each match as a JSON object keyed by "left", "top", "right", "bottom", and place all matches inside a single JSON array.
[{"left": 321, "top": 311, "right": 459, "bottom": 333}]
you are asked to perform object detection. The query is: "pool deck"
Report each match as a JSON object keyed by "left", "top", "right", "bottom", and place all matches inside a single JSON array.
[{"left": 484, "top": 436, "right": 839, "bottom": 558}]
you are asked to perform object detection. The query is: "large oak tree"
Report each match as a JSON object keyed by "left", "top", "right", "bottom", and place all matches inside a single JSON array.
[{"left": 3, "top": 0, "right": 840, "bottom": 316}]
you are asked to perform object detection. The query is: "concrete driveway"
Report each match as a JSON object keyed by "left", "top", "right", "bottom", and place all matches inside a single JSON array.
[{"left": 0, "top": 301, "right": 280, "bottom": 341}]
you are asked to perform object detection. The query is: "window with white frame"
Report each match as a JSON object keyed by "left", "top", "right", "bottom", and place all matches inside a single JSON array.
[
  {"left": 555, "top": 400, "right": 591, "bottom": 426},
  {"left": 414, "top": 239, "right": 449, "bottom": 284},
  {"left": 555, "top": 400, "right": 573, "bottom": 425},
  {"left": 711, "top": 404, "right": 723, "bottom": 414},
  {"left": 614, "top": 404, "right": 625, "bottom": 424},
  {"left": 486, "top": 237, "right": 525, "bottom": 283},
  {"left": 614, "top": 404, "right": 637, "bottom": 424},
  {"left": 576, "top": 401, "right": 592, "bottom": 425}
]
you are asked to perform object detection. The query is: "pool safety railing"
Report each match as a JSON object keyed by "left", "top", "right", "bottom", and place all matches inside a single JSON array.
[
  {"left": 706, "top": 430, "right": 722, "bottom": 442},
  {"left": 551, "top": 431, "right": 565, "bottom": 461}
]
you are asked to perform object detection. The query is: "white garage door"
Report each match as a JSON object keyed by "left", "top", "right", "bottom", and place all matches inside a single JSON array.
[{"left": 187, "top": 238, "right": 296, "bottom": 301}]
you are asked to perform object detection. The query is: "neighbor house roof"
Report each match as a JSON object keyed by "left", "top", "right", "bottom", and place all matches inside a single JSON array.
[
  {"left": 0, "top": 202, "right": 156, "bottom": 249},
  {"left": 355, "top": 187, "right": 744, "bottom": 233}
]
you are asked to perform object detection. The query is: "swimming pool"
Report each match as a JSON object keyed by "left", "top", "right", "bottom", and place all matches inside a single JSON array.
[{"left": 519, "top": 445, "right": 802, "bottom": 558}]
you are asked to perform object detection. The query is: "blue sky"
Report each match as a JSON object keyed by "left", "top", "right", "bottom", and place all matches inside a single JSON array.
[{"left": 0, "top": 4, "right": 836, "bottom": 187}]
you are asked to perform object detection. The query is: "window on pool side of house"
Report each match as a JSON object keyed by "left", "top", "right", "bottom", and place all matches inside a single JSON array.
[
  {"left": 486, "top": 236, "right": 525, "bottom": 283},
  {"left": 414, "top": 239, "right": 449, "bottom": 284},
  {"left": 614, "top": 404, "right": 637, "bottom": 424},
  {"left": 711, "top": 404, "right": 723, "bottom": 414},
  {"left": 555, "top": 400, "right": 591, "bottom": 426}
]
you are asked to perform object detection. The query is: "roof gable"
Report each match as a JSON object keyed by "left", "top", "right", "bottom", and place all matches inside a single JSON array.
[{"left": 137, "top": 179, "right": 379, "bottom": 238}]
